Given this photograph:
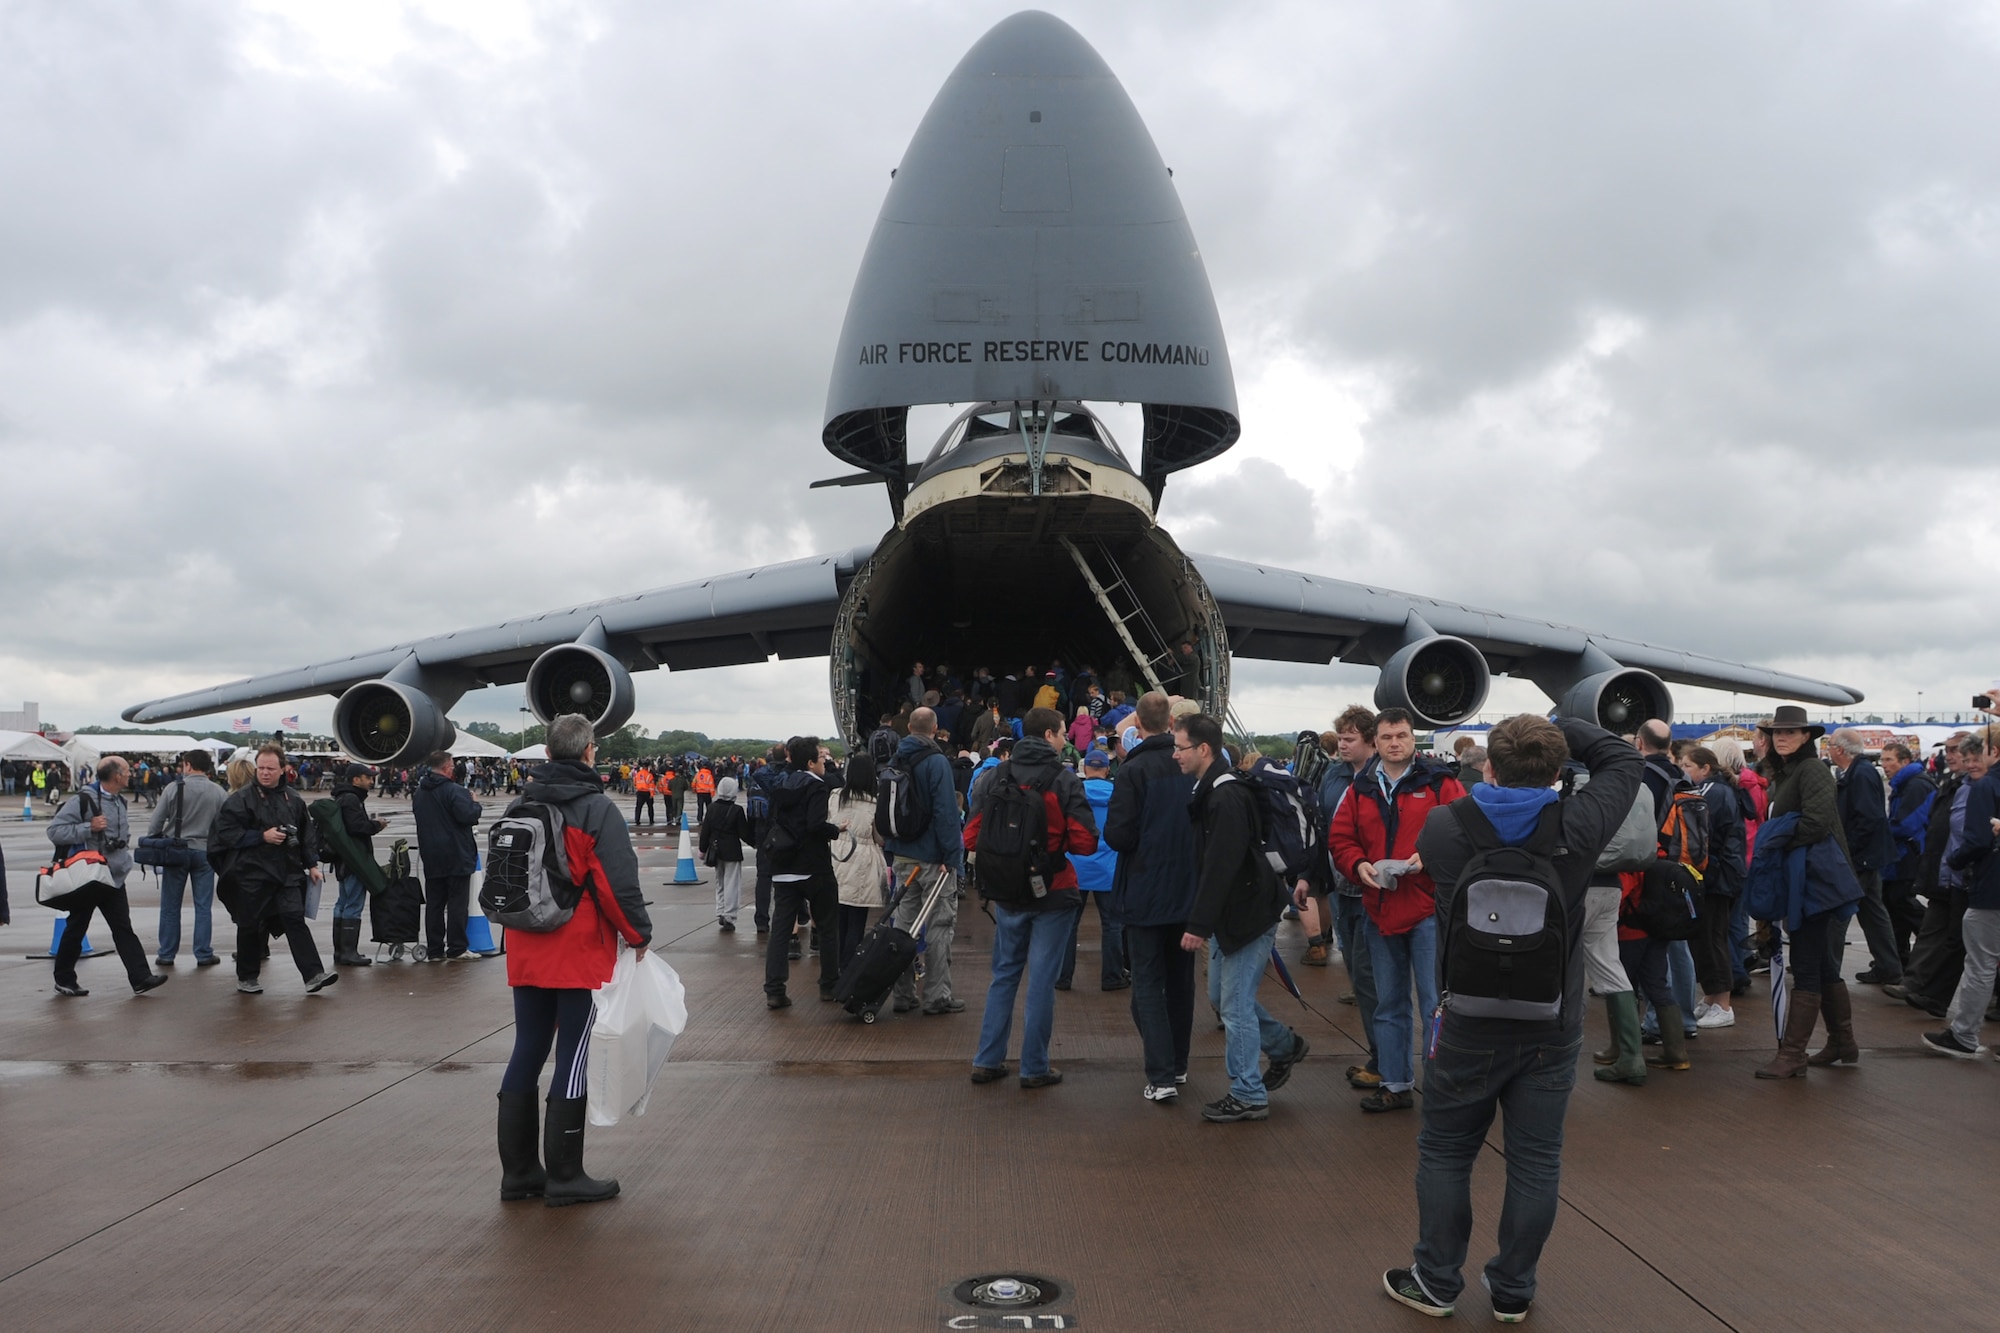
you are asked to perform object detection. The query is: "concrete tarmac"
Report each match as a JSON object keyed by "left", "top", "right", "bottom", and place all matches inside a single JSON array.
[{"left": 1, "top": 791, "right": 1994, "bottom": 1330}]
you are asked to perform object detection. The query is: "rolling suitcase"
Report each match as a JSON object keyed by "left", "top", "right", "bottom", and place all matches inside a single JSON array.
[
  {"left": 833, "top": 867, "right": 952, "bottom": 1021},
  {"left": 371, "top": 839, "right": 425, "bottom": 957}
]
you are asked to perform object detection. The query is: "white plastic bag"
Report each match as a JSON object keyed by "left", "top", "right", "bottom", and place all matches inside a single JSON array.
[{"left": 586, "top": 947, "right": 688, "bottom": 1126}]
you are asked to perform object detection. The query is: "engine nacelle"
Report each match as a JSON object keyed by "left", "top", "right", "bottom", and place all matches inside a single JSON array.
[
  {"left": 1559, "top": 668, "right": 1672, "bottom": 730},
  {"left": 333, "top": 681, "right": 456, "bottom": 766},
  {"left": 1373, "top": 636, "right": 1491, "bottom": 729},
  {"left": 526, "top": 643, "right": 636, "bottom": 737}
]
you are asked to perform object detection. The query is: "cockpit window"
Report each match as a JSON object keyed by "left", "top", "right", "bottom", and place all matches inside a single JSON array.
[{"left": 922, "top": 401, "right": 1130, "bottom": 468}]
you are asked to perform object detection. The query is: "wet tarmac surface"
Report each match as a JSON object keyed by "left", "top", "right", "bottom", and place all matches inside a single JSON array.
[{"left": 2, "top": 794, "right": 1995, "bottom": 1330}]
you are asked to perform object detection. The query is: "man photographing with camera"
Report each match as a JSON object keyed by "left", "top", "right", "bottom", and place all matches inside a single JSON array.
[
  {"left": 48, "top": 756, "right": 169, "bottom": 998},
  {"left": 211, "top": 743, "right": 336, "bottom": 995}
]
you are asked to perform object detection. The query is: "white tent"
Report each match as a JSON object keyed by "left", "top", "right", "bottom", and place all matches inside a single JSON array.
[
  {"left": 511, "top": 743, "right": 548, "bottom": 760},
  {"left": 196, "top": 738, "right": 233, "bottom": 753},
  {"left": 448, "top": 731, "right": 509, "bottom": 758},
  {"left": 64, "top": 733, "right": 207, "bottom": 763},
  {"left": 0, "top": 729, "right": 68, "bottom": 761}
]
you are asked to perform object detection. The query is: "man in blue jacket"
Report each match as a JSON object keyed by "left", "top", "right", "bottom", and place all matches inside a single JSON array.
[
  {"left": 1879, "top": 742, "right": 1936, "bottom": 970},
  {"left": 1104, "top": 691, "right": 1198, "bottom": 1102},
  {"left": 883, "top": 707, "right": 967, "bottom": 1016},
  {"left": 412, "top": 749, "right": 483, "bottom": 961}
]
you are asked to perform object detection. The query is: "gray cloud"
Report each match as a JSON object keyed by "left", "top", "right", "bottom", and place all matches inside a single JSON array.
[{"left": 2, "top": 0, "right": 1993, "bottom": 741}]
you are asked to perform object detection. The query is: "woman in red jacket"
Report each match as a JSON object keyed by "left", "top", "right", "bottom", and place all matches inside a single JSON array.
[{"left": 495, "top": 714, "right": 652, "bottom": 1208}]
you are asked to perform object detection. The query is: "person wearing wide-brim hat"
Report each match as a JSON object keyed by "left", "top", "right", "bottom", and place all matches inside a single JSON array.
[{"left": 1753, "top": 705, "right": 1855, "bottom": 1078}]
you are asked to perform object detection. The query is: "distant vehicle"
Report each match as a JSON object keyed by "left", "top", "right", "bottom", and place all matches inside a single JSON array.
[{"left": 122, "top": 12, "right": 1859, "bottom": 761}]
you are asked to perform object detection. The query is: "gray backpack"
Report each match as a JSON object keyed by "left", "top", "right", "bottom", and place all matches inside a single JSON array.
[{"left": 479, "top": 801, "right": 583, "bottom": 931}]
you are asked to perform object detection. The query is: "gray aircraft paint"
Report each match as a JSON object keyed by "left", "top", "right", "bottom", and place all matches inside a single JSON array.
[
  {"left": 121, "top": 10, "right": 1863, "bottom": 736},
  {"left": 821, "top": 11, "right": 1238, "bottom": 501}
]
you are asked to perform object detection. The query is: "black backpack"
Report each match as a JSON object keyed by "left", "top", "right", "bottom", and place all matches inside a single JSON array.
[
  {"left": 1622, "top": 860, "right": 1701, "bottom": 940},
  {"left": 1230, "top": 761, "right": 1318, "bottom": 883},
  {"left": 868, "top": 727, "right": 898, "bottom": 767},
  {"left": 974, "top": 762, "right": 1061, "bottom": 905},
  {"left": 875, "top": 740, "right": 938, "bottom": 842},
  {"left": 1440, "top": 798, "right": 1571, "bottom": 1023}
]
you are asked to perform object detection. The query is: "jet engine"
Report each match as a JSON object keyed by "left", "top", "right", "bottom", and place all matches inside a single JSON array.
[
  {"left": 1373, "top": 636, "right": 1491, "bottom": 729},
  {"left": 1560, "top": 668, "right": 1672, "bottom": 730},
  {"left": 333, "top": 681, "right": 456, "bottom": 766},
  {"left": 526, "top": 643, "right": 636, "bottom": 737}
]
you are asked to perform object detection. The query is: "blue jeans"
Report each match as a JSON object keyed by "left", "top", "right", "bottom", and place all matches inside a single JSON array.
[
  {"left": 1413, "top": 1028, "right": 1582, "bottom": 1306},
  {"left": 1367, "top": 915, "right": 1439, "bottom": 1092},
  {"left": 157, "top": 851, "right": 216, "bottom": 962},
  {"left": 1059, "top": 892, "right": 1126, "bottom": 988},
  {"left": 1334, "top": 893, "right": 1379, "bottom": 1071},
  {"left": 974, "top": 904, "right": 1071, "bottom": 1077},
  {"left": 335, "top": 873, "right": 367, "bottom": 921},
  {"left": 1211, "top": 925, "right": 1295, "bottom": 1104},
  {"left": 1729, "top": 892, "right": 1753, "bottom": 988},
  {"left": 1639, "top": 939, "right": 1699, "bottom": 1035}
]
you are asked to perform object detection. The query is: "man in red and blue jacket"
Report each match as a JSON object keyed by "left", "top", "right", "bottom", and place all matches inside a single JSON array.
[{"left": 1329, "top": 708, "right": 1466, "bottom": 1111}]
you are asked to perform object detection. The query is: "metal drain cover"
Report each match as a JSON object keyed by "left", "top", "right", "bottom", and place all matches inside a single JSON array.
[{"left": 949, "top": 1273, "right": 1067, "bottom": 1312}]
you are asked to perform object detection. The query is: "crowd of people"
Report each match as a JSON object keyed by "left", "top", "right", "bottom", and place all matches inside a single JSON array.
[{"left": 18, "top": 682, "right": 2000, "bottom": 1314}]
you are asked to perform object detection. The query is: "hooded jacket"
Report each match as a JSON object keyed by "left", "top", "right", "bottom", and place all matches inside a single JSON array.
[
  {"left": 765, "top": 769, "right": 838, "bottom": 879},
  {"left": 1883, "top": 763, "right": 1938, "bottom": 881},
  {"left": 961, "top": 736, "right": 1097, "bottom": 913},
  {"left": 698, "top": 780, "right": 747, "bottom": 864},
  {"left": 1185, "top": 762, "right": 1288, "bottom": 954},
  {"left": 503, "top": 760, "right": 650, "bottom": 990},
  {"left": 1315, "top": 756, "right": 1365, "bottom": 896},
  {"left": 1414, "top": 719, "right": 1643, "bottom": 1041},
  {"left": 881, "top": 733, "right": 964, "bottom": 873},
  {"left": 1105, "top": 733, "right": 1197, "bottom": 927},
  {"left": 412, "top": 768, "right": 481, "bottom": 877},
  {"left": 1329, "top": 755, "right": 1467, "bottom": 936},
  {"left": 329, "top": 784, "right": 381, "bottom": 874}
]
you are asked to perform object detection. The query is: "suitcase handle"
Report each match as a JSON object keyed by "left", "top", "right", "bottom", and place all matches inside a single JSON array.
[{"left": 908, "top": 866, "right": 956, "bottom": 941}]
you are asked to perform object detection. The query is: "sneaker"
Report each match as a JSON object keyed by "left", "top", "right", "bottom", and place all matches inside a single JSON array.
[
  {"left": 1359, "top": 1088, "right": 1414, "bottom": 1113},
  {"left": 922, "top": 998, "right": 966, "bottom": 1015},
  {"left": 155, "top": 958, "right": 176, "bottom": 967},
  {"left": 133, "top": 973, "right": 169, "bottom": 996},
  {"left": 305, "top": 971, "right": 339, "bottom": 993},
  {"left": 1303, "top": 943, "right": 1330, "bottom": 967},
  {"left": 1173, "top": 1071, "right": 1188, "bottom": 1085},
  {"left": 196, "top": 956, "right": 222, "bottom": 967},
  {"left": 1483, "top": 1273, "right": 1530, "bottom": 1323},
  {"left": 1263, "top": 1034, "right": 1309, "bottom": 1092},
  {"left": 891, "top": 997, "right": 916, "bottom": 1014},
  {"left": 54, "top": 981, "right": 89, "bottom": 997},
  {"left": 786, "top": 942, "right": 802, "bottom": 961},
  {"left": 766, "top": 992, "right": 792, "bottom": 1010},
  {"left": 1336, "top": 990, "right": 1357, "bottom": 1005},
  {"left": 1882, "top": 983, "right": 1910, "bottom": 1000},
  {"left": 819, "top": 986, "right": 838, "bottom": 1003},
  {"left": 1100, "top": 977, "right": 1130, "bottom": 992},
  {"left": 237, "top": 978, "right": 263, "bottom": 994},
  {"left": 1200, "top": 1093, "right": 1269, "bottom": 1122},
  {"left": 1347, "top": 1065, "right": 1383, "bottom": 1090},
  {"left": 1383, "top": 1268, "right": 1454, "bottom": 1318},
  {"left": 1020, "top": 1069, "right": 1063, "bottom": 1089},
  {"left": 1748, "top": 959, "right": 1771, "bottom": 976},
  {"left": 1922, "top": 1029, "right": 1986, "bottom": 1059},
  {"left": 1143, "top": 1084, "right": 1179, "bottom": 1103},
  {"left": 1696, "top": 1005, "right": 1736, "bottom": 1029},
  {"left": 718, "top": 918, "right": 736, "bottom": 933},
  {"left": 969, "top": 1064, "right": 1007, "bottom": 1084}
]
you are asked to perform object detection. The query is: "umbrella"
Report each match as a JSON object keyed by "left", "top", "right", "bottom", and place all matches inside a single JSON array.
[{"left": 1267, "top": 945, "right": 1305, "bottom": 1005}]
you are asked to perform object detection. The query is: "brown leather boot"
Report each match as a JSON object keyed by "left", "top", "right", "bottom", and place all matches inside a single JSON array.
[
  {"left": 1807, "top": 980, "right": 1860, "bottom": 1066},
  {"left": 1756, "top": 990, "right": 1821, "bottom": 1079}
]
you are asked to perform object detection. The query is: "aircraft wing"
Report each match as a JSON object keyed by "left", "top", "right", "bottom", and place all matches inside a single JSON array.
[
  {"left": 122, "top": 547, "right": 877, "bottom": 726},
  {"left": 1188, "top": 551, "right": 1862, "bottom": 711}
]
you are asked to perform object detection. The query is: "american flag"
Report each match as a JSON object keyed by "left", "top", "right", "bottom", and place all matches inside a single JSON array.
[
  {"left": 279, "top": 715, "right": 299, "bottom": 731},
  {"left": 231, "top": 716, "right": 252, "bottom": 733}
]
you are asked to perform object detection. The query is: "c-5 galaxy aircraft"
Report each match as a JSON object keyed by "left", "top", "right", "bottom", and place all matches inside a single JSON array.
[{"left": 125, "top": 11, "right": 1860, "bottom": 759}]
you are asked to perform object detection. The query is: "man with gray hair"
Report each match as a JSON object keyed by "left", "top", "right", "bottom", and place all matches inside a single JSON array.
[
  {"left": 48, "top": 756, "right": 169, "bottom": 997},
  {"left": 882, "top": 705, "right": 967, "bottom": 1015},
  {"left": 1828, "top": 727, "right": 1901, "bottom": 987}
]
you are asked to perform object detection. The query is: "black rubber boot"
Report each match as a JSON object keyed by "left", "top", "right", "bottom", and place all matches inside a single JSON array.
[
  {"left": 497, "top": 1090, "right": 546, "bottom": 1201},
  {"left": 334, "top": 918, "right": 373, "bottom": 967},
  {"left": 543, "top": 1096, "right": 619, "bottom": 1207}
]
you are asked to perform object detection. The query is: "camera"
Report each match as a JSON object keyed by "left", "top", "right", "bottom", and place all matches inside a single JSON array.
[
  {"left": 104, "top": 836, "right": 130, "bottom": 852},
  {"left": 1977, "top": 696, "right": 1994, "bottom": 711}
]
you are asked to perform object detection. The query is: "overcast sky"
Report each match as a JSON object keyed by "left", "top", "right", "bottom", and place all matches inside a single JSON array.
[{"left": 4, "top": 0, "right": 1996, "bottom": 742}]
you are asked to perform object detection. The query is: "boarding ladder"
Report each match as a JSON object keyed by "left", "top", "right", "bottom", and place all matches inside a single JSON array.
[{"left": 1060, "top": 536, "right": 1179, "bottom": 694}]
